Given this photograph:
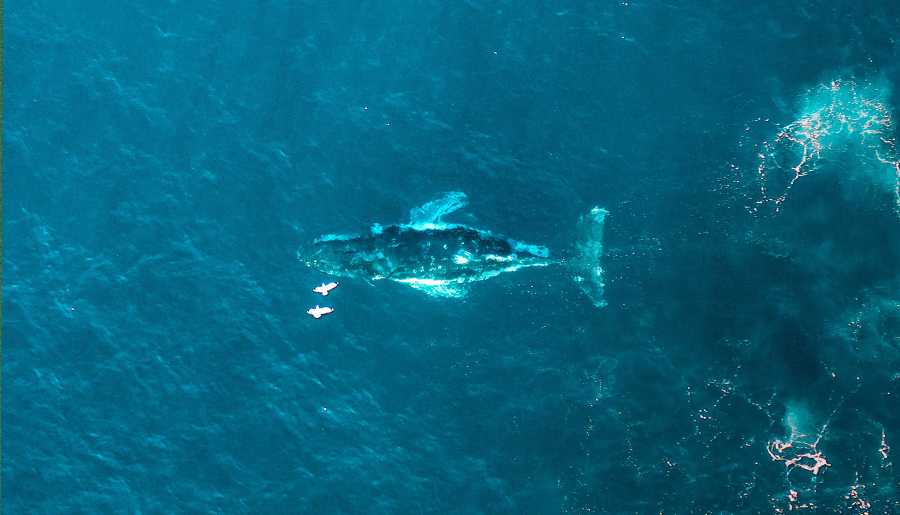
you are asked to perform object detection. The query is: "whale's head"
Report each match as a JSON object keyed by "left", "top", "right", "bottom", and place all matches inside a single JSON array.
[
  {"left": 298, "top": 234, "right": 385, "bottom": 278},
  {"left": 298, "top": 236, "right": 351, "bottom": 275}
]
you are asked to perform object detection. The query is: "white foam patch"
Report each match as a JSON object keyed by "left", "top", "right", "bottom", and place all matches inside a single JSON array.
[
  {"left": 453, "top": 252, "right": 472, "bottom": 264},
  {"left": 316, "top": 233, "right": 354, "bottom": 243},
  {"left": 408, "top": 222, "right": 451, "bottom": 231},
  {"left": 395, "top": 277, "right": 467, "bottom": 298}
]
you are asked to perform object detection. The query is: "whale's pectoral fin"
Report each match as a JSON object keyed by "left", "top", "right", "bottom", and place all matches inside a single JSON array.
[
  {"left": 570, "top": 207, "right": 609, "bottom": 308},
  {"left": 409, "top": 191, "right": 468, "bottom": 226}
]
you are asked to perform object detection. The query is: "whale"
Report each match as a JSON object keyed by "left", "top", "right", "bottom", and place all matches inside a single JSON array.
[{"left": 298, "top": 192, "right": 608, "bottom": 306}]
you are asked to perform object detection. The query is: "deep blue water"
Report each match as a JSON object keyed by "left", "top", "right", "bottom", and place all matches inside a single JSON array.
[{"left": 4, "top": 0, "right": 900, "bottom": 513}]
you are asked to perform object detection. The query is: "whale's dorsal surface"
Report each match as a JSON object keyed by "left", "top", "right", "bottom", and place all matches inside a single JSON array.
[{"left": 408, "top": 191, "right": 468, "bottom": 227}]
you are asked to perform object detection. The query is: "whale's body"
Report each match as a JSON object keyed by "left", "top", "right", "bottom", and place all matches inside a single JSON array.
[{"left": 298, "top": 192, "right": 608, "bottom": 305}]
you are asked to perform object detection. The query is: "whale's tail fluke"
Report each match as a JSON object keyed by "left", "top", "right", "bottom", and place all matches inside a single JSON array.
[{"left": 570, "top": 207, "right": 609, "bottom": 307}]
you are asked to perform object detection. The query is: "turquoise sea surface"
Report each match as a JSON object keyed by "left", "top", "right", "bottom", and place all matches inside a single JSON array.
[{"left": 4, "top": 0, "right": 900, "bottom": 513}]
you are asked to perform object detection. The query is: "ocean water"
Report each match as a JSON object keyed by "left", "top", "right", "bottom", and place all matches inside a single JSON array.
[{"left": 3, "top": 0, "right": 900, "bottom": 513}]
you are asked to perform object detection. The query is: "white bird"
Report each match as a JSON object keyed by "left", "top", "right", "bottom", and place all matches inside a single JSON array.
[
  {"left": 307, "top": 305, "right": 334, "bottom": 319},
  {"left": 313, "top": 282, "right": 339, "bottom": 296}
]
